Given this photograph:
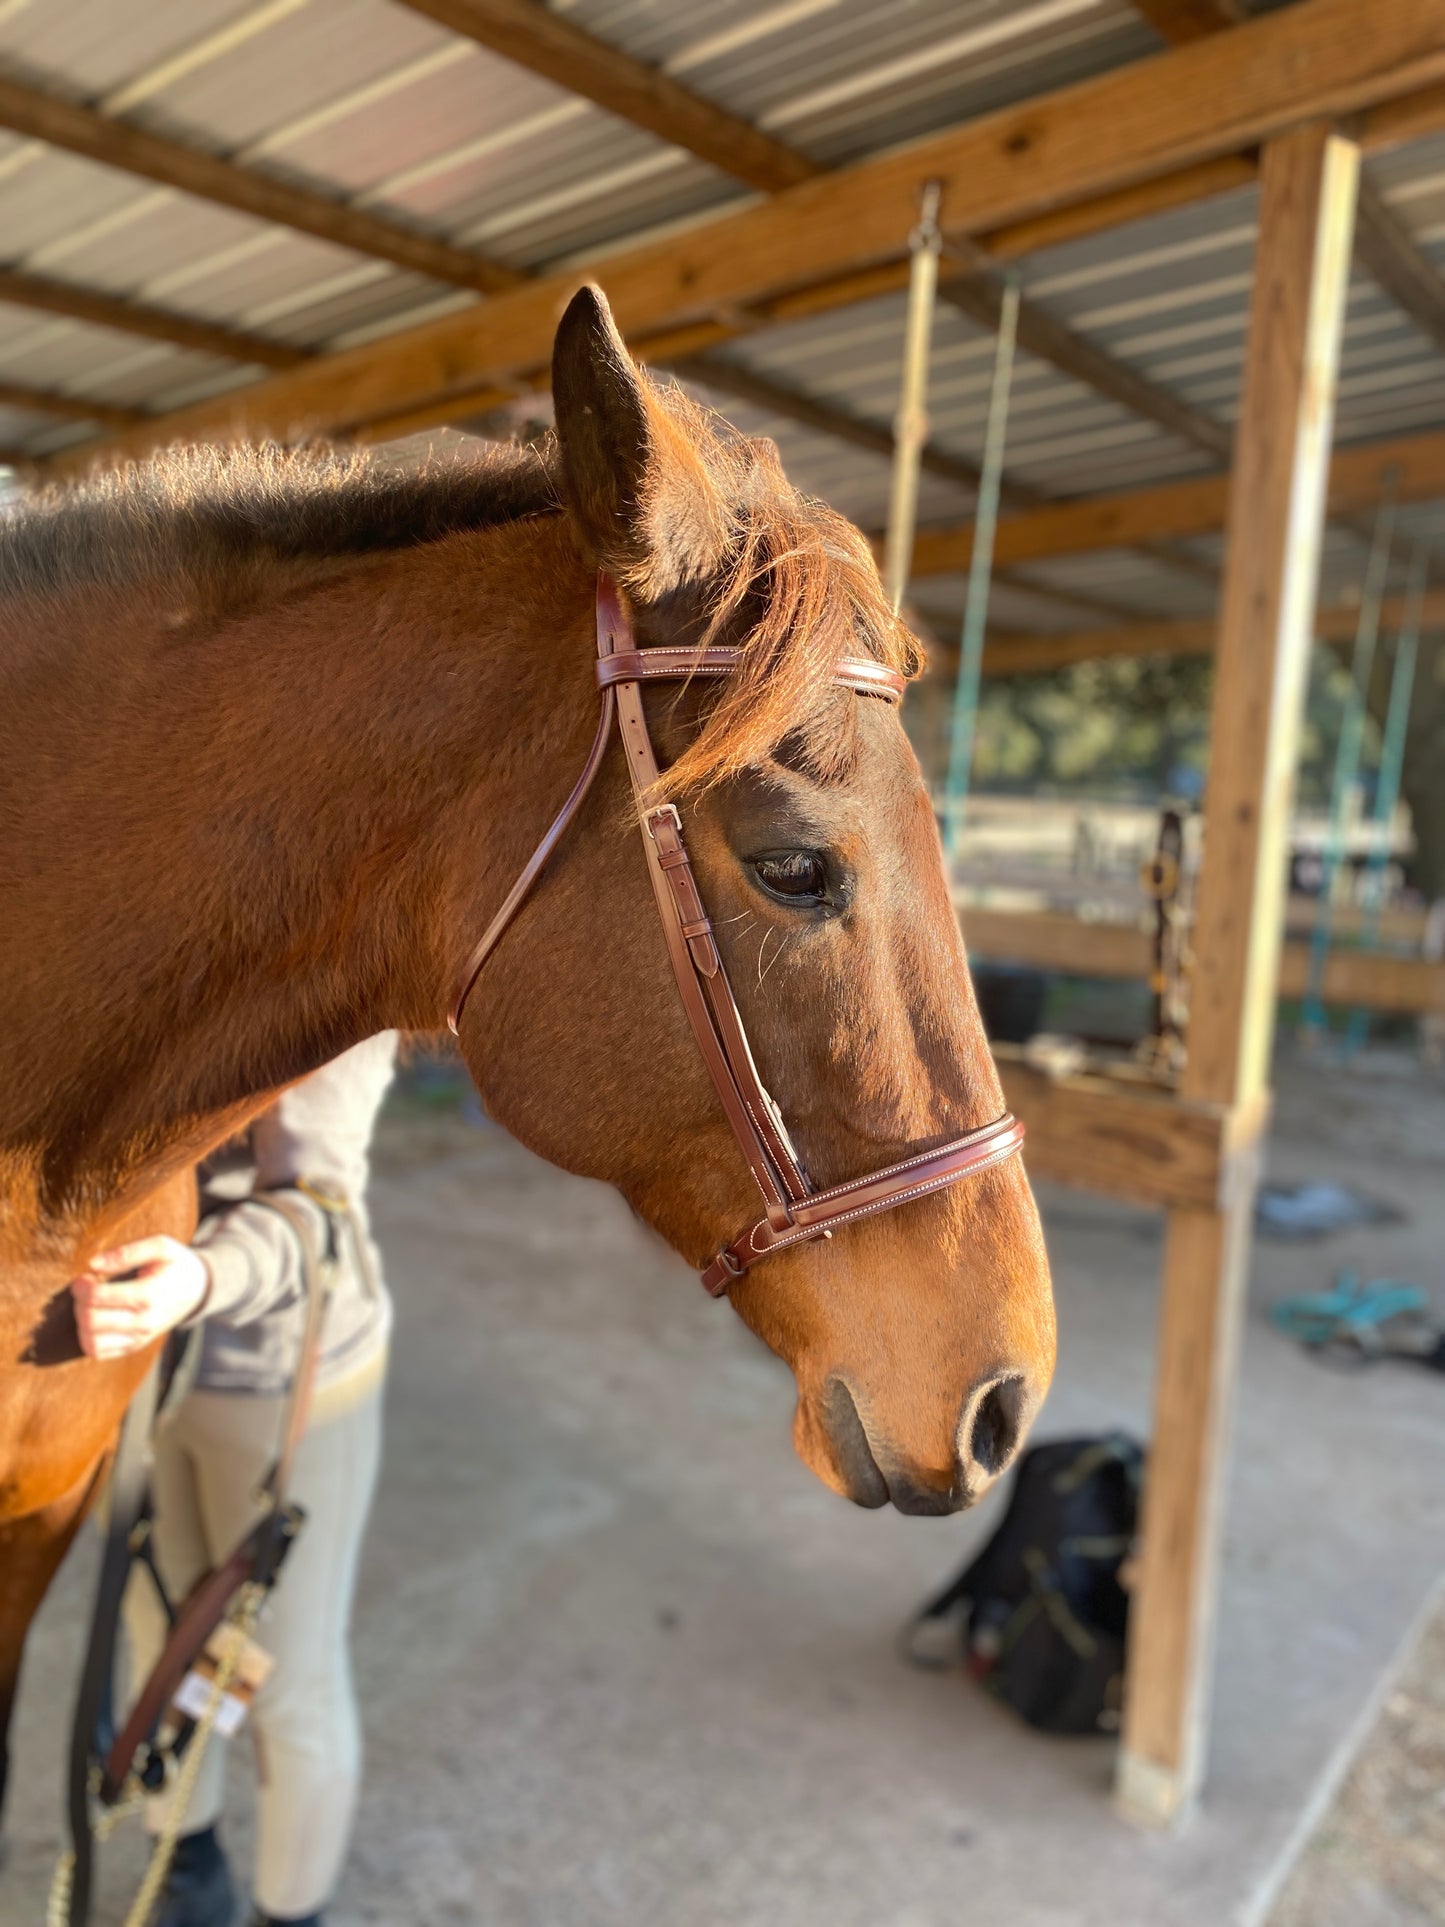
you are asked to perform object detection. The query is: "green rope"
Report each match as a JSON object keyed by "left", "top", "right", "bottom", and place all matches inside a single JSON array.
[
  {"left": 1300, "top": 481, "right": 1398, "bottom": 1038},
  {"left": 1343, "top": 548, "right": 1427, "bottom": 1054}
]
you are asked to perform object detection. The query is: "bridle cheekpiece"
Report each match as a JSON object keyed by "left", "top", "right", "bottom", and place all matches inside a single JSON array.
[{"left": 448, "top": 576, "right": 1024, "bottom": 1296}]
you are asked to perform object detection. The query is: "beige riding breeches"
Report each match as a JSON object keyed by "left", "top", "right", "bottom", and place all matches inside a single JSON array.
[{"left": 123, "top": 1365, "right": 384, "bottom": 1918}]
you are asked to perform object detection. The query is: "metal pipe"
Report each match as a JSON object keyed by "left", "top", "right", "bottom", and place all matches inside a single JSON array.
[{"left": 882, "top": 181, "right": 942, "bottom": 614}]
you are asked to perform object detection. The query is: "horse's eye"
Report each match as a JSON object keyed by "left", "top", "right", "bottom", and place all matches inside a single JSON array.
[{"left": 752, "top": 850, "right": 828, "bottom": 905}]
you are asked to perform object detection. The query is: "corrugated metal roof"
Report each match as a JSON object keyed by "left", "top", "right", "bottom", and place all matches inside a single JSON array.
[{"left": 0, "top": 0, "right": 1441, "bottom": 642}]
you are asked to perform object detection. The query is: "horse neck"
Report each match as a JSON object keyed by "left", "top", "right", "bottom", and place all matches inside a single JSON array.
[{"left": 0, "top": 513, "right": 595, "bottom": 1245}]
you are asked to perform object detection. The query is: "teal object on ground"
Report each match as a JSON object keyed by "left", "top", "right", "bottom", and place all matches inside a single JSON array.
[{"left": 1270, "top": 1269, "right": 1426, "bottom": 1347}]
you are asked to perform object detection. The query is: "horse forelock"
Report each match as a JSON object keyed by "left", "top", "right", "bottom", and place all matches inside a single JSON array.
[{"left": 617, "top": 381, "right": 921, "bottom": 801}]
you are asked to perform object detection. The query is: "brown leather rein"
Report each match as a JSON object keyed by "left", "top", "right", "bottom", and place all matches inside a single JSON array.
[{"left": 448, "top": 576, "right": 1024, "bottom": 1297}]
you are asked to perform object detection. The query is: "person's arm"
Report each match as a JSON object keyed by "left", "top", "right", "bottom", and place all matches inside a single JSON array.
[
  {"left": 70, "top": 1033, "right": 397, "bottom": 1361},
  {"left": 69, "top": 1195, "right": 332, "bottom": 1360},
  {"left": 71, "top": 1237, "right": 211, "bottom": 1360}
]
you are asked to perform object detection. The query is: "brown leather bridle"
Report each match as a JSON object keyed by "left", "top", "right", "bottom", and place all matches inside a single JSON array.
[{"left": 449, "top": 576, "right": 1025, "bottom": 1296}]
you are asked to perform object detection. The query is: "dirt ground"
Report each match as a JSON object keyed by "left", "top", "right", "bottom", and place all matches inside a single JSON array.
[
  {"left": 5, "top": 1045, "right": 1444, "bottom": 1925},
  {"left": 1270, "top": 1596, "right": 1445, "bottom": 1925}
]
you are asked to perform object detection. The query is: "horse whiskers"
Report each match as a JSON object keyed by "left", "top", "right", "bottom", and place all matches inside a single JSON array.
[{"left": 757, "top": 928, "right": 794, "bottom": 986}]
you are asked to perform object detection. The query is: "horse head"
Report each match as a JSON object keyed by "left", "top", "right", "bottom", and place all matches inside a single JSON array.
[{"left": 458, "top": 288, "right": 1056, "bottom": 1514}]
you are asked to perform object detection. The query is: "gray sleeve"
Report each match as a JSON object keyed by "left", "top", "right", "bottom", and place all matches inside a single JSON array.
[
  {"left": 188, "top": 1032, "right": 398, "bottom": 1331},
  {"left": 189, "top": 1189, "right": 326, "bottom": 1328}
]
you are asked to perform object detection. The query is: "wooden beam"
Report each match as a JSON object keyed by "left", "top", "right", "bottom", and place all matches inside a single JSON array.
[
  {"left": 664, "top": 355, "right": 1148, "bottom": 626},
  {"left": 0, "top": 265, "right": 309, "bottom": 369},
  {"left": 47, "top": 0, "right": 1445, "bottom": 469},
  {"left": 0, "top": 74, "right": 521, "bottom": 296},
  {"left": 993, "top": 1046, "right": 1229, "bottom": 1211},
  {"left": 963, "top": 907, "right": 1445, "bottom": 1013},
  {"left": 968, "top": 908, "right": 1155, "bottom": 977},
  {"left": 1362, "top": 77, "right": 1445, "bottom": 152},
  {"left": 982, "top": 152, "right": 1258, "bottom": 260},
  {"left": 970, "top": 585, "right": 1445, "bottom": 675},
  {"left": 0, "top": 381, "right": 145, "bottom": 430},
  {"left": 671, "top": 353, "right": 991, "bottom": 494},
  {"left": 684, "top": 272, "right": 1228, "bottom": 600},
  {"left": 1278, "top": 943, "right": 1445, "bottom": 1012},
  {"left": 912, "top": 421, "right": 1445, "bottom": 576},
  {"left": 1354, "top": 172, "right": 1445, "bottom": 354},
  {"left": 1118, "top": 123, "right": 1360, "bottom": 1829},
  {"left": 942, "top": 267, "right": 1234, "bottom": 462},
  {"left": 1130, "top": 0, "right": 1242, "bottom": 43},
  {"left": 396, "top": 0, "right": 818, "bottom": 195}
]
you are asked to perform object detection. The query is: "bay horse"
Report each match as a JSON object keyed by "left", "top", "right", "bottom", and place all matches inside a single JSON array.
[{"left": 0, "top": 286, "right": 1055, "bottom": 1817}]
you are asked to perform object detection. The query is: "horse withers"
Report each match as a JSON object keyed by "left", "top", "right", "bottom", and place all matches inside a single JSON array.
[{"left": 0, "top": 285, "right": 1055, "bottom": 1812}]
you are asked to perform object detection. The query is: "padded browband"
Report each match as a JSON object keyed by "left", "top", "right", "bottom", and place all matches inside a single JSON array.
[{"left": 596, "top": 649, "right": 907, "bottom": 701}]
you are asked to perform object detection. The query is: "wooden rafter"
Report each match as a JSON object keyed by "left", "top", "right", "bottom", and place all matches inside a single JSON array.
[
  {"left": 672, "top": 353, "right": 990, "bottom": 494},
  {"left": 669, "top": 355, "right": 1150, "bottom": 626},
  {"left": 1130, "top": 0, "right": 1243, "bottom": 44},
  {"left": 0, "top": 74, "right": 522, "bottom": 296},
  {"left": 0, "top": 380, "right": 144, "bottom": 430},
  {"left": 1353, "top": 172, "right": 1445, "bottom": 354},
  {"left": 941, "top": 262, "right": 1234, "bottom": 462},
  {"left": 911, "top": 421, "right": 1445, "bottom": 576},
  {"left": 965, "top": 585, "right": 1445, "bottom": 676},
  {"left": 0, "top": 265, "right": 310, "bottom": 370},
  {"left": 43, "top": 0, "right": 1445, "bottom": 471},
  {"left": 395, "top": 0, "right": 818, "bottom": 195},
  {"left": 673, "top": 353, "right": 1220, "bottom": 617}
]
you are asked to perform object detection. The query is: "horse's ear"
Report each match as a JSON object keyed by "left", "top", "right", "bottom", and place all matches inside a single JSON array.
[{"left": 552, "top": 283, "right": 728, "bottom": 594}]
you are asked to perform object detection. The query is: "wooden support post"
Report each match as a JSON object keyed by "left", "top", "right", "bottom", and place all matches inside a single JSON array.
[{"left": 1115, "top": 123, "right": 1361, "bottom": 1828}]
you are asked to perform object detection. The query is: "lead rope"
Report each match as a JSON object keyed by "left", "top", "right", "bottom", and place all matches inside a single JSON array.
[{"left": 47, "top": 1580, "right": 263, "bottom": 1927}]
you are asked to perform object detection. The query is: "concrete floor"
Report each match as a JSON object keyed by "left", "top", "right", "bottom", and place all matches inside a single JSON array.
[
  {"left": 5, "top": 1050, "right": 1445, "bottom": 1926},
  {"left": 1271, "top": 1585, "right": 1445, "bottom": 1925}
]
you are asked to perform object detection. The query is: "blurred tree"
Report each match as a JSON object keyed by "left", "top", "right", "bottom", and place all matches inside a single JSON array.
[
  {"left": 912, "top": 617, "right": 1444, "bottom": 898},
  {"left": 929, "top": 647, "right": 1383, "bottom": 807}
]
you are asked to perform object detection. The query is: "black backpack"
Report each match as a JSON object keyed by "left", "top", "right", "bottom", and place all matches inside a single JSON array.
[{"left": 902, "top": 1432, "right": 1143, "bottom": 1735}]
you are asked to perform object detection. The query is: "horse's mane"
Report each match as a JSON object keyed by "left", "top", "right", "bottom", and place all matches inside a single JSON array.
[
  {"left": 0, "top": 390, "right": 917, "bottom": 796},
  {"left": 0, "top": 437, "right": 561, "bottom": 607}
]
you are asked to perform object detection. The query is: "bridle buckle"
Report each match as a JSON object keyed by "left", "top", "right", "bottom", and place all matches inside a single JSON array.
[{"left": 646, "top": 802, "right": 682, "bottom": 840}]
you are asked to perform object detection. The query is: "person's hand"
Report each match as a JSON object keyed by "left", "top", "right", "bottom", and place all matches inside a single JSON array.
[{"left": 70, "top": 1237, "right": 211, "bottom": 1361}]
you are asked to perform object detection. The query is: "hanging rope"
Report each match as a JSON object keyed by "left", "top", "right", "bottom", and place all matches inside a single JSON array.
[
  {"left": 944, "top": 269, "right": 1020, "bottom": 865},
  {"left": 882, "top": 181, "right": 943, "bottom": 614},
  {"left": 1300, "top": 475, "right": 1399, "bottom": 1040},
  {"left": 1342, "top": 546, "right": 1428, "bottom": 1055}
]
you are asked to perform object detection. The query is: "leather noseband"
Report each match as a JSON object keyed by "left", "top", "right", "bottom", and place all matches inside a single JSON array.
[{"left": 449, "top": 576, "right": 1025, "bottom": 1296}]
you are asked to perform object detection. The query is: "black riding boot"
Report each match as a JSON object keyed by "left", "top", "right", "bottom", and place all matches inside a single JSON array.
[
  {"left": 156, "top": 1824, "right": 236, "bottom": 1927},
  {"left": 252, "top": 1913, "right": 323, "bottom": 1926}
]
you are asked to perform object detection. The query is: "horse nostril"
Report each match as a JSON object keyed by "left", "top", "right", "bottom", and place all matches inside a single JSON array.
[{"left": 962, "top": 1374, "right": 1027, "bottom": 1480}]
